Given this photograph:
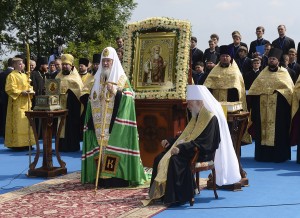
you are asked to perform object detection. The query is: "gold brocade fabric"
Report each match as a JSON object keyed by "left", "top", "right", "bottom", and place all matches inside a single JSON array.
[
  {"left": 91, "top": 74, "right": 127, "bottom": 147},
  {"left": 4, "top": 71, "right": 35, "bottom": 147},
  {"left": 260, "top": 94, "right": 277, "bottom": 146},
  {"left": 204, "top": 60, "right": 247, "bottom": 112},
  {"left": 56, "top": 69, "right": 84, "bottom": 138},
  {"left": 292, "top": 76, "right": 300, "bottom": 118},
  {"left": 204, "top": 60, "right": 251, "bottom": 144},
  {"left": 212, "top": 89, "right": 228, "bottom": 102},
  {"left": 81, "top": 73, "right": 95, "bottom": 95},
  {"left": 146, "top": 107, "right": 213, "bottom": 205},
  {"left": 56, "top": 68, "right": 84, "bottom": 101},
  {"left": 248, "top": 66, "right": 294, "bottom": 105},
  {"left": 248, "top": 67, "right": 294, "bottom": 146}
]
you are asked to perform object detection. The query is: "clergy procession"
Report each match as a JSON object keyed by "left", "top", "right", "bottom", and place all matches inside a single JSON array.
[{"left": 1, "top": 18, "right": 300, "bottom": 212}]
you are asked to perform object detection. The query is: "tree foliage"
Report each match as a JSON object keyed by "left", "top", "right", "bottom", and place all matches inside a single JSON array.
[
  {"left": 1, "top": 0, "right": 136, "bottom": 59},
  {"left": 0, "top": 0, "right": 15, "bottom": 55}
]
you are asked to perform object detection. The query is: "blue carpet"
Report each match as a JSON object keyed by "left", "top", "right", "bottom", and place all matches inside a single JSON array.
[
  {"left": 1, "top": 137, "right": 300, "bottom": 218},
  {"left": 0, "top": 137, "right": 82, "bottom": 194}
]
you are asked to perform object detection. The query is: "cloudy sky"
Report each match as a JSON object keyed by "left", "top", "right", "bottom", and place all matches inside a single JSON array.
[{"left": 130, "top": 0, "right": 300, "bottom": 51}]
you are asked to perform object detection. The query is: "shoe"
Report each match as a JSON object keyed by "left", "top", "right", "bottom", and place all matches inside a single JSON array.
[{"left": 189, "top": 198, "right": 195, "bottom": 206}]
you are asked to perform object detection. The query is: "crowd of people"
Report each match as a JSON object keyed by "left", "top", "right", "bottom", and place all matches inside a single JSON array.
[
  {"left": 0, "top": 37, "right": 125, "bottom": 151},
  {"left": 191, "top": 25, "right": 300, "bottom": 86},
  {"left": 148, "top": 24, "right": 300, "bottom": 205},
  {"left": 1, "top": 24, "right": 300, "bottom": 207},
  {"left": 190, "top": 25, "right": 300, "bottom": 164},
  {"left": 0, "top": 36, "right": 147, "bottom": 190}
]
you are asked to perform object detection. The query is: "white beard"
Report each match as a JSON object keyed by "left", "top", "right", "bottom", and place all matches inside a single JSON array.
[
  {"left": 190, "top": 106, "right": 200, "bottom": 118},
  {"left": 101, "top": 67, "right": 111, "bottom": 79},
  {"left": 191, "top": 110, "right": 198, "bottom": 118},
  {"left": 190, "top": 104, "right": 202, "bottom": 118}
]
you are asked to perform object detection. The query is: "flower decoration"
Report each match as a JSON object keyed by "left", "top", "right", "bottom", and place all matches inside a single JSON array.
[{"left": 123, "top": 17, "right": 191, "bottom": 99}]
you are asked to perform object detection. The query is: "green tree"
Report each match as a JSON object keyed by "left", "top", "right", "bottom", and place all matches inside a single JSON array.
[
  {"left": 1, "top": 0, "right": 136, "bottom": 58},
  {"left": 0, "top": 0, "right": 15, "bottom": 56}
]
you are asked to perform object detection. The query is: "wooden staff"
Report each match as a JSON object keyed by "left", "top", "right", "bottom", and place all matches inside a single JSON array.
[{"left": 94, "top": 82, "right": 116, "bottom": 194}]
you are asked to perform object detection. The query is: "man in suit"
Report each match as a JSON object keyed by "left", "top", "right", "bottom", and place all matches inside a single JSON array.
[
  {"left": 235, "top": 46, "right": 252, "bottom": 75},
  {"left": 248, "top": 26, "right": 269, "bottom": 59},
  {"left": 210, "top": 33, "right": 220, "bottom": 53},
  {"left": 272, "top": 24, "right": 295, "bottom": 56},
  {"left": 243, "top": 58, "right": 261, "bottom": 90},
  {"left": 203, "top": 39, "right": 219, "bottom": 64},
  {"left": 190, "top": 36, "right": 204, "bottom": 70},
  {"left": 0, "top": 58, "right": 14, "bottom": 137},
  {"left": 261, "top": 42, "right": 272, "bottom": 69},
  {"left": 282, "top": 54, "right": 297, "bottom": 84},
  {"left": 288, "top": 48, "right": 300, "bottom": 81},
  {"left": 228, "top": 31, "right": 248, "bottom": 59},
  {"left": 192, "top": 61, "right": 205, "bottom": 85}
]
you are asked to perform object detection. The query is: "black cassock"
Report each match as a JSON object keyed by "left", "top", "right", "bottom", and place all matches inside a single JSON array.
[
  {"left": 251, "top": 93, "right": 291, "bottom": 162},
  {"left": 0, "top": 68, "right": 13, "bottom": 137},
  {"left": 290, "top": 106, "right": 300, "bottom": 164},
  {"left": 208, "top": 87, "right": 239, "bottom": 102},
  {"left": 59, "top": 90, "right": 81, "bottom": 152},
  {"left": 151, "top": 116, "right": 220, "bottom": 205}
]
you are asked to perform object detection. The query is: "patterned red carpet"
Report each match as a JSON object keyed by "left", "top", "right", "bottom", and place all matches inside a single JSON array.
[{"left": 0, "top": 172, "right": 166, "bottom": 217}]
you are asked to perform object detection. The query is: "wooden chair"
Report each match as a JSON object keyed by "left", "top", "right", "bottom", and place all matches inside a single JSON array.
[{"left": 190, "top": 147, "right": 218, "bottom": 201}]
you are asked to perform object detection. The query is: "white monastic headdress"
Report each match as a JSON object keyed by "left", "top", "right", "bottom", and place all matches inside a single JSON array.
[
  {"left": 187, "top": 85, "right": 206, "bottom": 100},
  {"left": 186, "top": 85, "right": 241, "bottom": 186},
  {"left": 90, "top": 47, "right": 126, "bottom": 101}
]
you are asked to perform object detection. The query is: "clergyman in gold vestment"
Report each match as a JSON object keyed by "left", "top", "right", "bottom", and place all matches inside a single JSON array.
[
  {"left": 5, "top": 58, "right": 35, "bottom": 149},
  {"left": 204, "top": 45, "right": 251, "bottom": 144},
  {"left": 248, "top": 48, "right": 294, "bottom": 162}
]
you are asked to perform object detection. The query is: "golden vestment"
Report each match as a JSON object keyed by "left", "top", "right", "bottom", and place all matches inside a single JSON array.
[
  {"left": 248, "top": 66, "right": 294, "bottom": 146},
  {"left": 81, "top": 73, "right": 95, "bottom": 95},
  {"left": 204, "top": 60, "right": 247, "bottom": 111},
  {"left": 292, "top": 76, "right": 300, "bottom": 119},
  {"left": 5, "top": 71, "right": 35, "bottom": 147},
  {"left": 204, "top": 60, "right": 251, "bottom": 143},
  {"left": 91, "top": 74, "right": 127, "bottom": 147},
  {"left": 56, "top": 69, "right": 84, "bottom": 137}
]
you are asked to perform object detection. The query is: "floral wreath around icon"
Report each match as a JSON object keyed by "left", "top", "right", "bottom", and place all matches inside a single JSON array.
[{"left": 123, "top": 17, "right": 191, "bottom": 99}]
